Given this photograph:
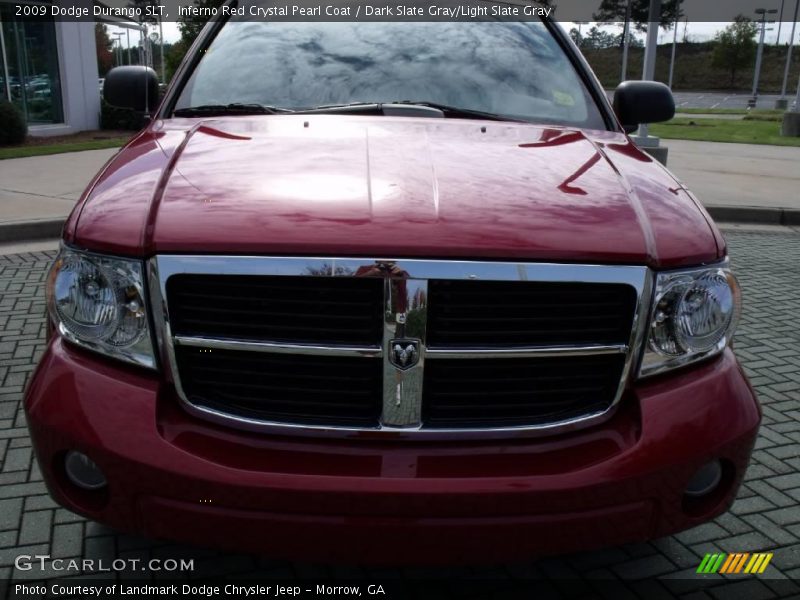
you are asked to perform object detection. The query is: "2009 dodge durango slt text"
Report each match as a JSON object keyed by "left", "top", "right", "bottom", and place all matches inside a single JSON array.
[{"left": 24, "top": 2, "right": 760, "bottom": 564}]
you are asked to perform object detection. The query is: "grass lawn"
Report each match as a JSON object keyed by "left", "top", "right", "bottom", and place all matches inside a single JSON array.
[
  {"left": 649, "top": 117, "right": 800, "bottom": 147},
  {"left": 0, "top": 131, "right": 131, "bottom": 160},
  {"left": 674, "top": 108, "right": 750, "bottom": 115},
  {"left": 673, "top": 108, "right": 785, "bottom": 117}
]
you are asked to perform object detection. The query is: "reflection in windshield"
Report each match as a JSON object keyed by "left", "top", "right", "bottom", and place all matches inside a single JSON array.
[{"left": 177, "top": 20, "right": 605, "bottom": 128}]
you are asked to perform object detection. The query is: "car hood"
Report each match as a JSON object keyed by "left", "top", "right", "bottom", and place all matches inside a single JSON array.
[{"left": 71, "top": 116, "right": 722, "bottom": 267}]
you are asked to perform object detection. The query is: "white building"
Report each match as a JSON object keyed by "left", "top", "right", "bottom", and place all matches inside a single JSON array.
[{"left": 1, "top": 1, "right": 100, "bottom": 136}]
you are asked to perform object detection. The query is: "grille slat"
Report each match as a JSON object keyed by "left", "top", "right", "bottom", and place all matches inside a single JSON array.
[
  {"left": 429, "top": 386, "right": 604, "bottom": 398},
  {"left": 175, "top": 306, "right": 375, "bottom": 321},
  {"left": 177, "top": 318, "right": 377, "bottom": 335},
  {"left": 189, "top": 379, "right": 374, "bottom": 397},
  {"left": 434, "top": 314, "right": 624, "bottom": 323},
  {"left": 174, "top": 292, "right": 375, "bottom": 308},
  {"left": 197, "top": 365, "right": 375, "bottom": 383},
  {"left": 203, "top": 391, "right": 373, "bottom": 410},
  {"left": 429, "top": 328, "right": 624, "bottom": 337}
]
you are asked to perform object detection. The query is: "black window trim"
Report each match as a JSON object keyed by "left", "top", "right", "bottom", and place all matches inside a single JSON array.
[{"left": 541, "top": 15, "right": 621, "bottom": 132}]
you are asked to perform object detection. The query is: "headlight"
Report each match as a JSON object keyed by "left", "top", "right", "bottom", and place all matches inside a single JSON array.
[
  {"left": 46, "top": 247, "right": 156, "bottom": 369},
  {"left": 639, "top": 262, "right": 740, "bottom": 378}
]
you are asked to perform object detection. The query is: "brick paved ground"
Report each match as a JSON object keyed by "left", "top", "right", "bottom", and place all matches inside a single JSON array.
[{"left": 1, "top": 229, "right": 800, "bottom": 597}]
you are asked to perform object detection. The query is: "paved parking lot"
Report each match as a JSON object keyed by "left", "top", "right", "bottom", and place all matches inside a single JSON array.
[
  {"left": 671, "top": 92, "right": 787, "bottom": 111},
  {"left": 1, "top": 228, "right": 800, "bottom": 597},
  {"left": 605, "top": 91, "right": 791, "bottom": 111}
]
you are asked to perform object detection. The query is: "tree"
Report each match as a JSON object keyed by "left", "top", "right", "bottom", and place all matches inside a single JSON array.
[
  {"left": 165, "top": 39, "right": 189, "bottom": 83},
  {"left": 569, "top": 28, "right": 584, "bottom": 48},
  {"left": 159, "top": 0, "right": 224, "bottom": 79},
  {"left": 711, "top": 16, "right": 758, "bottom": 88},
  {"left": 583, "top": 26, "right": 618, "bottom": 50},
  {"left": 95, "top": 23, "right": 114, "bottom": 76},
  {"left": 593, "top": 0, "right": 684, "bottom": 32},
  {"left": 178, "top": 0, "right": 224, "bottom": 48},
  {"left": 615, "top": 31, "right": 644, "bottom": 48}
]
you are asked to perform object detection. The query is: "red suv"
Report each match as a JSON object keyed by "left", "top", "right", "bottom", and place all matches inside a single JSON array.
[{"left": 25, "top": 5, "right": 759, "bottom": 564}]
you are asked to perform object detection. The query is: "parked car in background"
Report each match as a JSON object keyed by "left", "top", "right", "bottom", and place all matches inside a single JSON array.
[{"left": 26, "top": 3, "right": 759, "bottom": 565}]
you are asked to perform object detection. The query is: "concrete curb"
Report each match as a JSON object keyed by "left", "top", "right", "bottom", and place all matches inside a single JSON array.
[
  {"left": 0, "top": 207, "right": 798, "bottom": 245},
  {"left": 706, "top": 206, "right": 800, "bottom": 227},
  {"left": 0, "top": 218, "right": 65, "bottom": 244}
]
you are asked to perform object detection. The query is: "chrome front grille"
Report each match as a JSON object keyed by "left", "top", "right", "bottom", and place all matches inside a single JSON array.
[{"left": 151, "top": 257, "right": 651, "bottom": 440}]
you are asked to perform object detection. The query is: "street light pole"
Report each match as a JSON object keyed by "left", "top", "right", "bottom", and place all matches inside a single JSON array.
[
  {"left": 782, "top": 50, "right": 800, "bottom": 136},
  {"left": 751, "top": 8, "right": 777, "bottom": 106},
  {"left": 752, "top": 11, "right": 767, "bottom": 100},
  {"left": 778, "top": 0, "right": 799, "bottom": 107},
  {"left": 796, "top": 68, "right": 800, "bottom": 110},
  {"left": 668, "top": 15, "right": 679, "bottom": 88},
  {"left": 112, "top": 33, "right": 124, "bottom": 67},
  {"left": 641, "top": 1, "right": 661, "bottom": 82},
  {"left": 150, "top": 26, "right": 167, "bottom": 84},
  {"left": 620, "top": 0, "right": 632, "bottom": 82},
  {"left": 629, "top": 0, "right": 670, "bottom": 164},
  {"left": 158, "top": 17, "right": 165, "bottom": 84},
  {"left": 777, "top": 0, "right": 785, "bottom": 45},
  {"left": 638, "top": 0, "right": 661, "bottom": 139}
]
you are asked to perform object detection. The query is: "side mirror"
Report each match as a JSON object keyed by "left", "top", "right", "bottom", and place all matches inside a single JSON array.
[
  {"left": 103, "top": 66, "right": 160, "bottom": 113},
  {"left": 613, "top": 81, "right": 675, "bottom": 134}
]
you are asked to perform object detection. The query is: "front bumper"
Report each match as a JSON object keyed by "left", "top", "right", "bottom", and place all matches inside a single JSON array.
[{"left": 25, "top": 338, "right": 760, "bottom": 565}]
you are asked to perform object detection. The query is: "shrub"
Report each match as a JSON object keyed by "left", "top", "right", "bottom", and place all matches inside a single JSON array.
[{"left": 0, "top": 101, "right": 27, "bottom": 145}]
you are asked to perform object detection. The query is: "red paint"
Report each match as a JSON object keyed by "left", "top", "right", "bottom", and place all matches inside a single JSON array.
[
  {"left": 71, "top": 117, "right": 721, "bottom": 268},
  {"left": 26, "top": 340, "right": 758, "bottom": 564}
]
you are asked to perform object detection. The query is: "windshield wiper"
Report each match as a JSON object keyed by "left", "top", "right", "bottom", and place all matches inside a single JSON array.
[
  {"left": 173, "top": 103, "right": 293, "bottom": 117},
  {"left": 389, "top": 101, "right": 526, "bottom": 122},
  {"left": 174, "top": 101, "right": 525, "bottom": 122},
  {"left": 294, "top": 101, "right": 523, "bottom": 122},
  {"left": 294, "top": 102, "right": 382, "bottom": 115}
]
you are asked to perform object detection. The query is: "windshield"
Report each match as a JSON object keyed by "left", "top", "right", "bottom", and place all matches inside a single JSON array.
[{"left": 175, "top": 17, "right": 606, "bottom": 129}]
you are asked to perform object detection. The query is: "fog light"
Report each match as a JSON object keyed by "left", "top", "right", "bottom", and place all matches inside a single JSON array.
[
  {"left": 685, "top": 460, "right": 723, "bottom": 497},
  {"left": 64, "top": 451, "right": 107, "bottom": 490}
]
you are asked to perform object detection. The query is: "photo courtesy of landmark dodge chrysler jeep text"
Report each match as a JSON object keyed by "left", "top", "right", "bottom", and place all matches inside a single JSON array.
[{"left": 25, "top": 0, "right": 760, "bottom": 564}]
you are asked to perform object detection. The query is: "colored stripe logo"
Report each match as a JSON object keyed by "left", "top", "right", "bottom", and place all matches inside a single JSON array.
[{"left": 697, "top": 553, "right": 773, "bottom": 574}]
